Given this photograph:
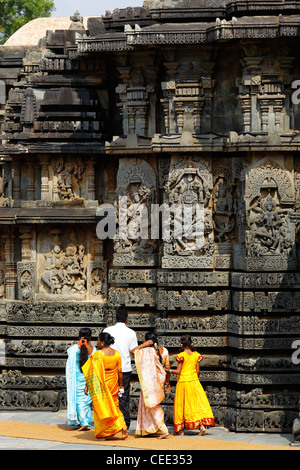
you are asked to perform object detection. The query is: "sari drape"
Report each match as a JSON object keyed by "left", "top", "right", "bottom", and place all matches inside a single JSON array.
[
  {"left": 66, "top": 344, "right": 95, "bottom": 427},
  {"left": 82, "top": 349, "right": 126, "bottom": 438},
  {"left": 135, "top": 347, "right": 169, "bottom": 436}
]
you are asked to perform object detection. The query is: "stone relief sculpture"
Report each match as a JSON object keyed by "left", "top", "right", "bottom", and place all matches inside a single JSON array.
[
  {"left": 19, "top": 270, "right": 33, "bottom": 301},
  {"left": 0, "top": 269, "right": 5, "bottom": 300},
  {"left": 1, "top": 1, "right": 300, "bottom": 434},
  {"left": 212, "top": 177, "right": 234, "bottom": 243},
  {"left": 0, "top": 162, "right": 12, "bottom": 207},
  {"left": 54, "top": 157, "right": 84, "bottom": 201},
  {"left": 38, "top": 230, "right": 87, "bottom": 300},
  {"left": 162, "top": 155, "right": 213, "bottom": 268},
  {"left": 113, "top": 158, "right": 157, "bottom": 266},
  {"left": 243, "top": 159, "right": 296, "bottom": 271}
]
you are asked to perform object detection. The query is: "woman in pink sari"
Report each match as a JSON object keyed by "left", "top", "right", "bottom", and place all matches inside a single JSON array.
[{"left": 134, "top": 332, "right": 170, "bottom": 439}]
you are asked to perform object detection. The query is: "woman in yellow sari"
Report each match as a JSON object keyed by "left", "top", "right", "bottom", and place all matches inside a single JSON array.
[
  {"left": 134, "top": 332, "right": 170, "bottom": 439},
  {"left": 170, "top": 334, "right": 215, "bottom": 436},
  {"left": 82, "top": 332, "right": 128, "bottom": 440}
]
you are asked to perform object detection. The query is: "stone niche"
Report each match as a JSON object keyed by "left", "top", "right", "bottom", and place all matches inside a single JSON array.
[
  {"left": 113, "top": 157, "right": 158, "bottom": 267},
  {"left": 235, "top": 156, "right": 296, "bottom": 271},
  {"left": 161, "top": 155, "right": 214, "bottom": 269},
  {"left": 35, "top": 227, "right": 107, "bottom": 302}
]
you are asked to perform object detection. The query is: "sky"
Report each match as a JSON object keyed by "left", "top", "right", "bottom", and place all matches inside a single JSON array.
[{"left": 51, "top": 0, "right": 144, "bottom": 18}]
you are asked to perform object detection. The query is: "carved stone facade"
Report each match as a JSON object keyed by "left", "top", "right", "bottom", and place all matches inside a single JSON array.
[{"left": 0, "top": 0, "right": 300, "bottom": 432}]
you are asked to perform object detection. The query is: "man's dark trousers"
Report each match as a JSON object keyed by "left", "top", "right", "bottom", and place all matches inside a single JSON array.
[{"left": 119, "top": 371, "right": 131, "bottom": 429}]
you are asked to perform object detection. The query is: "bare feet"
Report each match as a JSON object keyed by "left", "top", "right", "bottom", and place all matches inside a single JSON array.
[
  {"left": 157, "top": 433, "right": 169, "bottom": 439},
  {"left": 199, "top": 426, "right": 206, "bottom": 436},
  {"left": 122, "top": 427, "right": 128, "bottom": 440},
  {"left": 78, "top": 426, "right": 89, "bottom": 431}
]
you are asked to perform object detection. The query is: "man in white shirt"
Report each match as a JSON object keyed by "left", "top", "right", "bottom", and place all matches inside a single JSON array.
[{"left": 103, "top": 306, "right": 138, "bottom": 429}]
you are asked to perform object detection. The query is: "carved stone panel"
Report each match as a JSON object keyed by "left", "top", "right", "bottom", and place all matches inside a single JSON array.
[
  {"left": 108, "top": 287, "right": 156, "bottom": 307},
  {"left": 241, "top": 158, "right": 296, "bottom": 271},
  {"left": 113, "top": 158, "right": 157, "bottom": 266},
  {"left": 157, "top": 289, "right": 231, "bottom": 310},
  {"left": 17, "top": 262, "right": 36, "bottom": 301},
  {"left": 162, "top": 155, "right": 214, "bottom": 269},
  {"left": 37, "top": 228, "right": 87, "bottom": 300},
  {"left": 87, "top": 261, "right": 107, "bottom": 302}
]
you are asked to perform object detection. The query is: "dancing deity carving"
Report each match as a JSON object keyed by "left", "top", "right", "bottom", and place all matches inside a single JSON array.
[
  {"left": 113, "top": 158, "right": 157, "bottom": 266},
  {"left": 39, "top": 232, "right": 87, "bottom": 298},
  {"left": 244, "top": 160, "right": 296, "bottom": 271},
  {"left": 162, "top": 156, "right": 213, "bottom": 269}
]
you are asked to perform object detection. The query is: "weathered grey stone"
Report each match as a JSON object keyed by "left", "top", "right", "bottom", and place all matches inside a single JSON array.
[{"left": 0, "top": 2, "right": 300, "bottom": 433}]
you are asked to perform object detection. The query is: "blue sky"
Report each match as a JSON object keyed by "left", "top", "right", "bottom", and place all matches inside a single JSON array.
[{"left": 52, "top": 0, "right": 144, "bottom": 17}]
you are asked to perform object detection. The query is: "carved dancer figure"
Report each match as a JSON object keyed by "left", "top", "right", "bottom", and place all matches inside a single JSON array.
[{"left": 170, "top": 334, "right": 215, "bottom": 436}]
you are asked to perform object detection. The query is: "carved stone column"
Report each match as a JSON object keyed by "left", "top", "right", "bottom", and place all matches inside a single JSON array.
[
  {"left": 39, "top": 156, "right": 50, "bottom": 202},
  {"left": 17, "top": 226, "right": 36, "bottom": 300},
  {"left": 3, "top": 228, "right": 16, "bottom": 299},
  {"left": 27, "top": 163, "right": 35, "bottom": 200},
  {"left": 86, "top": 160, "right": 95, "bottom": 200},
  {"left": 240, "top": 95, "right": 251, "bottom": 132},
  {"left": 12, "top": 157, "right": 21, "bottom": 202}
]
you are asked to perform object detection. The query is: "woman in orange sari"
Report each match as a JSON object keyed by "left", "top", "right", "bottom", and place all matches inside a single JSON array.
[
  {"left": 170, "top": 334, "right": 215, "bottom": 436},
  {"left": 82, "top": 332, "right": 128, "bottom": 440},
  {"left": 134, "top": 332, "right": 170, "bottom": 439}
]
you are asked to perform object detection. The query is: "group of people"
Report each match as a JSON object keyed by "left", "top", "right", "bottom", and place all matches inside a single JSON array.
[{"left": 65, "top": 306, "right": 215, "bottom": 440}]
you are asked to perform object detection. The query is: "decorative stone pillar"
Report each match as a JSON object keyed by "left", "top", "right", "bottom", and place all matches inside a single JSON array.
[
  {"left": 86, "top": 160, "right": 95, "bottom": 200},
  {"left": 240, "top": 95, "right": 251, "bottom": 132},
  {"left": 27, "top": 163, "right": 35, "bottom": 200},
  {"left": 12, "top": 157, "right": 21, "bottom": 202},
  {"left": 17, "top": 226, "right": 36, "bottom": 301},
  {"left": 193, "top": 100, "right": 205, "bottom": 134},
  {"left": 39, "top": 156, "right": 50, "bottom": 202},
  {"left": 3, "top": 228, "right": 16, "bottom": 299}
]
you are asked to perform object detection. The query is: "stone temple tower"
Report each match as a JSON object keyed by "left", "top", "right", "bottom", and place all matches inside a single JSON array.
[{"left": 0, "top": 0, "right": 300, "bottom": 432}]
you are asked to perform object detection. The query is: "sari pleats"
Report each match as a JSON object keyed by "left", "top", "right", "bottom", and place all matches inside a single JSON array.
[
  {"left": 82, "top": 350, "right": 126, "bottom": 438},
  {"left": 66, "top": 344, "right": 94, "bottom": 427},
  {"left": 135, "top": 347, "right": 169, "bottom": 437}
]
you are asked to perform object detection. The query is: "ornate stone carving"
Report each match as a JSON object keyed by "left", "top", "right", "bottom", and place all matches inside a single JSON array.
[
  {"left": 157, "top": 270, "right": 229, "bottom": 286},
  {"left": 109, "top": 268, "right": 156, "bottom": 284},
  {"left": 238, "top": 54, "right": 294, "bottom": 134},
  {"left": 6, "top": 302, "right": 107, "bottom": 324},
  {"left": 113, "top": 158, "right": 157, "bottom": 266},
  {"left": 38, "top": 229, "right": 87, "bottom": 300},
  {"left": 116, "top": 61, "right": 157, "bottom": 137},
  {"left": 54, "top": 157, "right": 84, "bottom": 201},
  {"left": 233, "top": 291, "right": 300, "bottom": 312},
  {"left": 2, "top": 1, "right": 300, "bottom": 433},
  {"left": 243, "top": 159, "right": 296, "bottom": 271},
  {"left": 157, "top": 289, "right": 231, "bottom": 310},
  {"left": 87, "top": 261, "right": 107, "bottom": 301},
  {"left": 162, "top": 155, "right": 213, "bottom": 268},
  {"left": 108, "top": 287, "right": 156, "bottom": 307},
  {"left": 17, "top": 263, "right": 35, "bottom": 300}
]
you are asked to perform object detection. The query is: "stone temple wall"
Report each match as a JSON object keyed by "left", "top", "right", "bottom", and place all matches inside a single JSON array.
[{"left": 1, "top": 3, "right": 300, "bottom": 432}]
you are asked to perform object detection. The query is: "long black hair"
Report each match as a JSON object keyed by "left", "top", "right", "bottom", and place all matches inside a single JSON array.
[
  {"left": 145, "top": 331, "right": 162, "bottom": 364},
  {"left": 79, "top": 327, "right": 92, "bottom": 372},
  {"left": 179, "top": 334, "right": 195, "bottom": 353}
]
